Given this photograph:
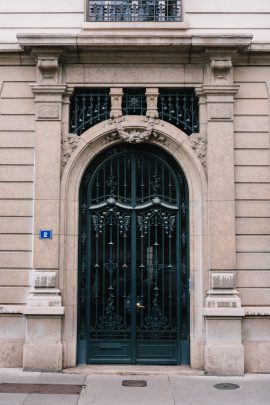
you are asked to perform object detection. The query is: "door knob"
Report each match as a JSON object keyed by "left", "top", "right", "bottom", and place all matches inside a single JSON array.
[{"left": 136, "top": 302, "right": 145, "bottom": 309}]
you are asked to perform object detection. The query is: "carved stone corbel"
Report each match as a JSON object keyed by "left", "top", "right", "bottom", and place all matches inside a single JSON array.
[
  {"left": 209, "top": 58, "right": 233, "bottom": 85},
  {"left": 37, "top": 59, "right": 59, "bottom": 79},
  {"left": 31, "top": 48, "right": 63, "bottom": 84}
]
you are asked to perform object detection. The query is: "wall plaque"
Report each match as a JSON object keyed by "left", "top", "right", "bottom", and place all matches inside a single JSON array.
[{"left": 211, "top": 272, "right": 235, "bottom": 289}]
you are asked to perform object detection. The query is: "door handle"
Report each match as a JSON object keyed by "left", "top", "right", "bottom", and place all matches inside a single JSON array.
[{"left": 136, "top": 302, "right": 145, "bottom": 309}]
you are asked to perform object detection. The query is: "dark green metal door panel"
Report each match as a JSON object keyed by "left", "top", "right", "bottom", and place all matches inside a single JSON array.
[
  {"left": 89, "top": 340, "right": 132, "bottom": 363},
  {"left": 78, "top": 144, "right": 189, "bottom": 365},
  {"left": 136, "top": 342, "right": 178, "bottom": 364}
]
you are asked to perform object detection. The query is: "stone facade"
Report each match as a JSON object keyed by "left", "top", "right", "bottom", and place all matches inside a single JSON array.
[{"left": 0, "top": 1, "right": 270, "bottom": 375}]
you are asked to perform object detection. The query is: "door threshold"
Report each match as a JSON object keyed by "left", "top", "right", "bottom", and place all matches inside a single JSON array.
[{"left": 63, "top": 365, "right": 204, "bottom": 376}]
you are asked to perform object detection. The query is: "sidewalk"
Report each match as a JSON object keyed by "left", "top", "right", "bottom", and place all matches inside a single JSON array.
[{"left": 0, "top": 367, "right": 270, "bottom": 405}]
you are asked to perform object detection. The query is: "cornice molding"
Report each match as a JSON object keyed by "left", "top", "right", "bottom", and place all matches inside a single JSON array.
[
  {"left": 198, "top": 85, "right": 240, "bottom": 96},
  {"left": 4, "top": 39, "right": 270, "bottom": 55},
  {"left": 16, "top": 33, "right": 253, "bottom": 53}
]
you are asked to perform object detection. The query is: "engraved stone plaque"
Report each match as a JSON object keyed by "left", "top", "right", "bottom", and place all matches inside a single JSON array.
[
  {"left": 34, "top": 272, "right": 57, "bottom": 288},
  {"left": 211, "top": 272, "right": 235, "bottom": 289}
]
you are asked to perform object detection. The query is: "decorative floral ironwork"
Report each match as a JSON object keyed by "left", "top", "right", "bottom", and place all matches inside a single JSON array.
[
  {"left": 98, "top": 293, "right": 125, "bottom": 330},
  {"left": 106, "top": 173, "right": 117, "bottom": 195},
  {"left": 123, "top": 89, "right": 147, "bottom": 115},
  {"left": 137, "top": 209, "right": 175, "bottom": 236},
  {"left": 142, "top": 289, "right": 169, "bottom": 330},
  {"left": 92, "top": 208, "right": 130, "bottom": 236},
  {"left": 151, "top": 174, "right": 161, "bottom": 194}
]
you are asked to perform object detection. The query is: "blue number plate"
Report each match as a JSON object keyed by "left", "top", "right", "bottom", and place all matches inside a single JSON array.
[{"left": 39, "top": 230, "right": 52, "bottom": 239}]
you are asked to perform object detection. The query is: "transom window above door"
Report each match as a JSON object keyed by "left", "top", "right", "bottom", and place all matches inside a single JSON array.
[
  {"left": 87, "top": 1, "right": 182, "bottom": 22},
  {"left": 69, "top": 88, "right": 199, "bottom": 136}
]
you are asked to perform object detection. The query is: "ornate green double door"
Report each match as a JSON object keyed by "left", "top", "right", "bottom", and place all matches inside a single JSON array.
[{"left": 78, "top": 144, "right": 189, "bottom": 365}]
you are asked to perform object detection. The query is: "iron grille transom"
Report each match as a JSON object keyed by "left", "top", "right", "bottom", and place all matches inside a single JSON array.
[
  {"left": 70, "top": 88, "right": 199, "bottom": 136},
  {"left": 70, "top": 88, "right": 111, "bottom": 136},
  {"left": 158, "top": 89, "right": 199, "bottom": 136},
  {"left": 88, "top": 1, "right": 182, "bottom": 22}
]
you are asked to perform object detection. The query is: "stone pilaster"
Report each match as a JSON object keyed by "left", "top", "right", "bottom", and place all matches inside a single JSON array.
[
  {"left": 23, "top": 51, "right": 65, "bottom": 371},
  {"left": 146, "top": 88, "right": 159, "bottom": 119},
  {"left": 201, "top": 54, "right": 244, "bottom": 375},
  {"left": 27, "top": 83, "right": 67, "bottom": 308},
  {"left": 197, "top": 59, "right": 239, "bottom": 270}
]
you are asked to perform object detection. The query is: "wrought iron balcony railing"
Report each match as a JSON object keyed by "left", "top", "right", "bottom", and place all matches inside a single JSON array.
[{"left": 88, "top": 1, "right": 182, "bottom": 22}]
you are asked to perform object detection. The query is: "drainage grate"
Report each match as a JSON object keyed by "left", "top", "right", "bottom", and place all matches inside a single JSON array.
[
  {"left": 122, "top": 380, "right": 147, "bottom": 388},
  {"left": 0, "top": 383, "right": 82, "bottom": 395},
  {"left": 214, "top": 383, "right": 240, "bottom": 391}
]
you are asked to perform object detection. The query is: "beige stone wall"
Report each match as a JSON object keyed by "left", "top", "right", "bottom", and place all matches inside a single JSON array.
[
  {"left": 0, "top": 315, "right": 25, "bottom": 367},
  {"left": 0, "top": 0, "right": 270, "bottom": 44},
  {"left": 234, "top": 66, "right": 270, "bottom": 307},
  {"left": 0, "top": 64, "right": 36, "bottom": 305},
  {"left": 0, "top": 0, "right": 85, "bottom": 43},
  {"left": 185, "top": 0, "right": 270, "bottom": 41},
  {"left": 243, "top": 317, "right": 270, "bottom": 372}
]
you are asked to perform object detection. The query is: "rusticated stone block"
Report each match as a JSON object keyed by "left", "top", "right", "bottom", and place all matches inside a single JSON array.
[
  {"left": 0, "top": 342, "right": 23, "bottom": 368},
  {"left": 36, "top": 103, "right": 59, "bottom": 119},
  {"left": 23, "top": 343, "right": 62, "bottom": 371},
  {"left": 208, "top": 103, "right": 233, "bottom": 119}
]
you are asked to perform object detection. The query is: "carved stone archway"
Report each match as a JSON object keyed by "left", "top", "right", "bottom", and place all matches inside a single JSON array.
[{"left": 59, "top": 116, "right": 208, "bottom": 369}]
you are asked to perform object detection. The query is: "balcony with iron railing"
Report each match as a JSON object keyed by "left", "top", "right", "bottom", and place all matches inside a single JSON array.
[{"left": 87, "top": 0, "right": 182, "bottom": 22}]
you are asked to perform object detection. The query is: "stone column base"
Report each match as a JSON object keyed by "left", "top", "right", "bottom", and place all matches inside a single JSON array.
[
  {"left": 23, "top": 309, "right": 64, "bottom": 371},
  {"left": 204, "top": 342, "right": 244, "bottom": 376},
  {"left": 204, "top": 308, "right": 245, "bottom": 376},
  {"left": 23, "top": 342, "right": 62, "bottom": 372}
]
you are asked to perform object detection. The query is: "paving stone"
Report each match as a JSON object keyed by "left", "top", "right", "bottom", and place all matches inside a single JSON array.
[
  {"left": 38, "top": 372, "right": 86, "bottom": 385},
  {"left": 77, "top": 375, "right": 174, "bottom": 405},
  {"left": 0, "top": 393, "right": 27, "bottom": 405},
  {"left": 0, "top": 369, "right": 41, "bottom": 384},
  {"left": 169, "top": 375, "right": 270, "bottom": 405},
  {"left": 23, "top": 394, "right": 79, "bottom": 405}
]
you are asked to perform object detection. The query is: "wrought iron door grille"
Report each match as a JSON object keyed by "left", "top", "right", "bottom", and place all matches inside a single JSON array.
[
  {"left": 88, "top": 1, "right": 182, "bottom": 22},
  {"left": 122, "top": 88, "right": 147, "bottom": 116},
  {"left": 70, "top": 89, "right": 111, "bottom": 135},
  {"left": 158, "top": 89, "right": 199, "bottom": 135},
  {"left": 78, "top": 144, "right": 190, "bottom": 365}
]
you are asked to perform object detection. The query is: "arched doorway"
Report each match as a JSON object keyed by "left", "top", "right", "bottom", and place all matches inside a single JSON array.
[{"left": 77, "top": 143, "right": 189, "bottom": 365}]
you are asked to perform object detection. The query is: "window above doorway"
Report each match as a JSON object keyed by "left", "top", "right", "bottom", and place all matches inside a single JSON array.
[{"left": 86, "top": 1, "right": 182, "bottom": 22}]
